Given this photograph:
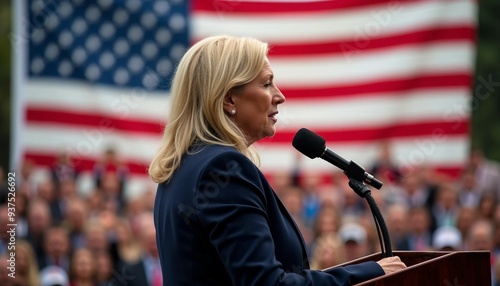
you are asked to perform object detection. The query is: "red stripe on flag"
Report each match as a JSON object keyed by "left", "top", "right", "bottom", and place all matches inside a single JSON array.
[
  {"left": 279, "top": 73, "right": 472, "bottom": 99},
  {"left": 268, "top": 26, "right": 475, "bottom": 57},
  {"left": 26, "top": 106, "right": 469, "bottom": 141},
  {"left": 26, "top": 107, "right": 164, "bottom": 135},
  {"left": 193, "top": 0, "right": 420, "bottom": 14},
  {"left": 264, "top": 120, "right": 469, "bottom": 143}
]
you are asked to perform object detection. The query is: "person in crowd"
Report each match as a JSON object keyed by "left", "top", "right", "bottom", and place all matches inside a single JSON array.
[
  {"left": 15, "top": 240, "right": 41, "bottom": 286},
  {"left": 95, "top": 251, "right": 114, "bottom": 286},
  {"left": 51, "top": 151, "right": 79, "bottom": 186},
  {"left": 431, "top": 225, "right": 463, "bottom": 251},
  {"left": 396, "top": 206, "right": 433, "bottom": 251},
  {"left": 93, "top": 147, "right": 129, "bottom": 209},
  {"left": 0, "top": 254, "right": 15, "bottom": 286},
  {"left": 495, "top": 256, "right": 500, "bottom": 286},
  {"left": 10, "top": 191, "right": 28, "bottom": 240},
  {"left": 400, "top": 174, "right": 429, "bottom": 209},
  {"left": 455, "top": 207, "right": 478, "bottom": 242},
  {"left": 110, "top": 218, "right": 141, "bottom": 267},
  {"left": 149, "top": 35, "right": 405, "bottom": 285},
  {"left": 63, "top": 197, "right": 89, "bottom": 250},
  {"left": 18, "top": 159, "right": 37, "bottom": 197},
  {"left": 26, "top": 199, "right": 53, "bottom": 264},
  {"left": 39, "top": 225, "right": 71, "bottom": 272},
  {"left": 369, "top": 140, "right": 401, "bottom": 185},
  {"left": 469, "top": 147, "right": 500, "bottom": 196},
  {"left": 340, "top": 179, "right": 366, "bottom": 221},
  {"left": 69, "top": 248, "right": 97, "bottom": 286},
  {"left": 58, "top": 179, "right": 79, "bottom": 215},
  {"left": 98, "top": 208, "right": 119, "bottom": 234},
  {"left": 279, "top": 185, "right": 313, "bottom": 245},
  {"left": 123, "top": 195, "right": 147, "bottom": 235},
  {"left": 467, "top": 219, "right": 496, "bottom": 284},
  {"left": 413, "top": 164, "right": 446, "bottom": 210},
  {"left": 431, "top": 182, "right": 459, "bottom": 229},
  {"left": 279, "top": 186, "right": 305, "bottom": 222},
  {"left": 310, "top": 233, "right": 346, "bottom": 270},
  {"left": 270, "top": 169, "right": 295, "bottom": 197},
  {"left": 84, "top": 219, "right": 110, "bottom": 255},
  {"left": 300, "top": 170, "right": 323, "bottom": 228},
  {"left": 386, "top": 204, "right": 410, "bottom": 250},
  {"left": 339, "top": 222, "right": 370, "bottom": 261},
  {"left": 141, "top": 188, "right": 157, "bottom": 212},
  {"left": 478, "top": 192, "right": 498, "bottom": 220},
  {"left": 116, "top": 212, "right": 162, "bottom": 286},
  {"left": 467, "top": 219, "right": 494, "bottom": 251},
  {"left": 458, "top": 167, "right": 484, "bottom": 208},
  {"left": 491, "top": 224, "right": 500, "bottom": 258},
  {"left": 358, "top": 212, "right": 385, "bottom": 254},
  {"left": 40, "top": 265, "right": 69, "bottom": 286},
  {"left": 37, "top": 179, "right": 64, "bottom": 223},
  {"left": 99, "top": 172, "right": 124, "bottom": 211},
  {"left": 311, "top": 205, "right": 341, "bottom": 249},
  {"left": 83, "top": 191, "right": 102, "bottom": 220}
]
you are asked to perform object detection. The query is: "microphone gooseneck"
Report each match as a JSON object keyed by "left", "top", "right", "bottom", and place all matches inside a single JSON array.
[{"left": 292, "top": 128, "right": 393, "bottom": 257}]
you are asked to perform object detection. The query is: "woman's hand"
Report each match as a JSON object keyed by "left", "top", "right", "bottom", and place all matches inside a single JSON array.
[{"left": 376, "top": 256, "right": 407, "bottom": 274}]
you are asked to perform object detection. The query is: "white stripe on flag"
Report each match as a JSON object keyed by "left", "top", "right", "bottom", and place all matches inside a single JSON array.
[
  {"left": 193, "top": 1, "right": 475, "bottom": 42},
  {"left": 271, "top": 43, "right": 474, "bottom": 87}
]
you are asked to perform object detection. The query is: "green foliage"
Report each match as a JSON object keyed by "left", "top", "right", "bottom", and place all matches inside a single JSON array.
[
  {"left": 471, "top": 0, "right": 500, "bottom": 161},
  {"left": 0, "top": 1, "right": 11, "bottom": 171}
]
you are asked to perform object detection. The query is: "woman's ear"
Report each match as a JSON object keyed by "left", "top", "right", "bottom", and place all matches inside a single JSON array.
[{"left": 223, "top": 92, "right": 236, "bottom": 114}]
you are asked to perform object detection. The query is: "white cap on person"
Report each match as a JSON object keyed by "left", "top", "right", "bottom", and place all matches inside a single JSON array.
[{"left": 39, "top": 266, "right": 69, "bottom": 286}]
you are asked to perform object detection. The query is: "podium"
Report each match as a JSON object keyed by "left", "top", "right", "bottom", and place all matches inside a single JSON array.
[{"left": 326, "top": 251, "right": 491, "bottom": 285}]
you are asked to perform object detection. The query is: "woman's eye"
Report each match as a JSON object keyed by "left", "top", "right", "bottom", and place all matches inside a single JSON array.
[{"left": 264, "top": 82, "right": 272, "bottom": 88}]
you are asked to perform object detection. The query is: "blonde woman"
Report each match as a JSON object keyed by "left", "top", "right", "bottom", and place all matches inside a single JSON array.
[
  {"left": 310, "top": 233, "right": 347, "bottom": 270},
  {"left": 150, "top": 35, "right": 405, "bottom": 285},
  {"left": 15, "top": 240, "right": 40, "bottom": 286},
  {"left": 112, "top": 218, "right": 141, "bottom": 265},
  {"left": 69, "top": 248, "right": 97, "bottom": 286}
]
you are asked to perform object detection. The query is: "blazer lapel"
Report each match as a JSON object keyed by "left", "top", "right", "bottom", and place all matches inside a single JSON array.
[{"left": 273, "top": 191, "right": 311, "bottom": 269}]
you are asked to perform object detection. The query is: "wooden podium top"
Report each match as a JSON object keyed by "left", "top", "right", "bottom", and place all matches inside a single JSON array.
[{"left": 325, "top": 251, "right": 491, "bottom": 285}]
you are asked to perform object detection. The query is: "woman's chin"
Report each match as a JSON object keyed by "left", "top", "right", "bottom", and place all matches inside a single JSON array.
[{"left": 264, "top": 128, "right": 277, "bottom": 139}]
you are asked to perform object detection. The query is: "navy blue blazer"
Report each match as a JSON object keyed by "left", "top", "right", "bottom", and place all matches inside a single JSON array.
[{"left": 154, "top": 144, "right": 384, "bottom": 285}]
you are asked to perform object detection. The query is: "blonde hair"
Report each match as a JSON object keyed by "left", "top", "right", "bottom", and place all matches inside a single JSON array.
[
  {"left": 149, "top": 35, "right": 268, "bottom": 183},
  {"left": 16, "top": 240, "right": 40, "bottom": 286},
  {"left": 310, "top": 233, "right": 346, "bottom": 270}
]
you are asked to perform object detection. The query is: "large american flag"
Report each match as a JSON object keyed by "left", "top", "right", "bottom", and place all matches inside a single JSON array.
[{"left": 13, "top": 0, "right": 476, "bottom": 194}]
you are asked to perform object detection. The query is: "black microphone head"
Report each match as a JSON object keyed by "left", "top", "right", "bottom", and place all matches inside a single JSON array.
[{"left": 292, "top": 128, "right": 326, "bottom": 159}]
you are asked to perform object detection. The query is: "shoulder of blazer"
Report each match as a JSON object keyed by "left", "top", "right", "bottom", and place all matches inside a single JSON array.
[{"left": 186, "top": 144, "right": 257, "bottom": 177}]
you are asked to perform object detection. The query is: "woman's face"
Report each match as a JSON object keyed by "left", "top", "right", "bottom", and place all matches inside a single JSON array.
[
  {"left": 227, "top": 58, "right": 285, "bottom": 145},
  {"left": 72, "top": 250, "right": 94, "bottom": 280},
  {"left": 16, "top": 247, "right": 28, "bottom": 274}
]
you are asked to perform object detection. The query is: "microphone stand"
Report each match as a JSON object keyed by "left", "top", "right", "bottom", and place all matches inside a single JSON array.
[{"left": 344, "top": 161, "right": 393, "bottom": 257}]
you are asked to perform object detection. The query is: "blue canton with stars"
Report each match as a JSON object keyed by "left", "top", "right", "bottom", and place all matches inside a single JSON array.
[{"left": 28, "top": 0, "right": 189, "bottom": 91}]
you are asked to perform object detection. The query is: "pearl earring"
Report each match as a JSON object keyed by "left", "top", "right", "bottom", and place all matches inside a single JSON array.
[{"left": 231, "top": 109, "right": 236, "bottom": 115}]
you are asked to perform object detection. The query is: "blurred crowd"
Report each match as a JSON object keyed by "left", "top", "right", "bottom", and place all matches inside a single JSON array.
[
  {"left": 0, "top": 149, "right": 159, "bottom": 286},
  {"left": 1, "top": 144, "right": 500, "bottom": 286},
  {"left": 273, "top": 145, "right": 500, "bottom": 285}
]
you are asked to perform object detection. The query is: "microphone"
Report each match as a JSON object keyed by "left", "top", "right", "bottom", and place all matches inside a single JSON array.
[{"left": 292, "top": 128, "right": 383, "bottom": 190}]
